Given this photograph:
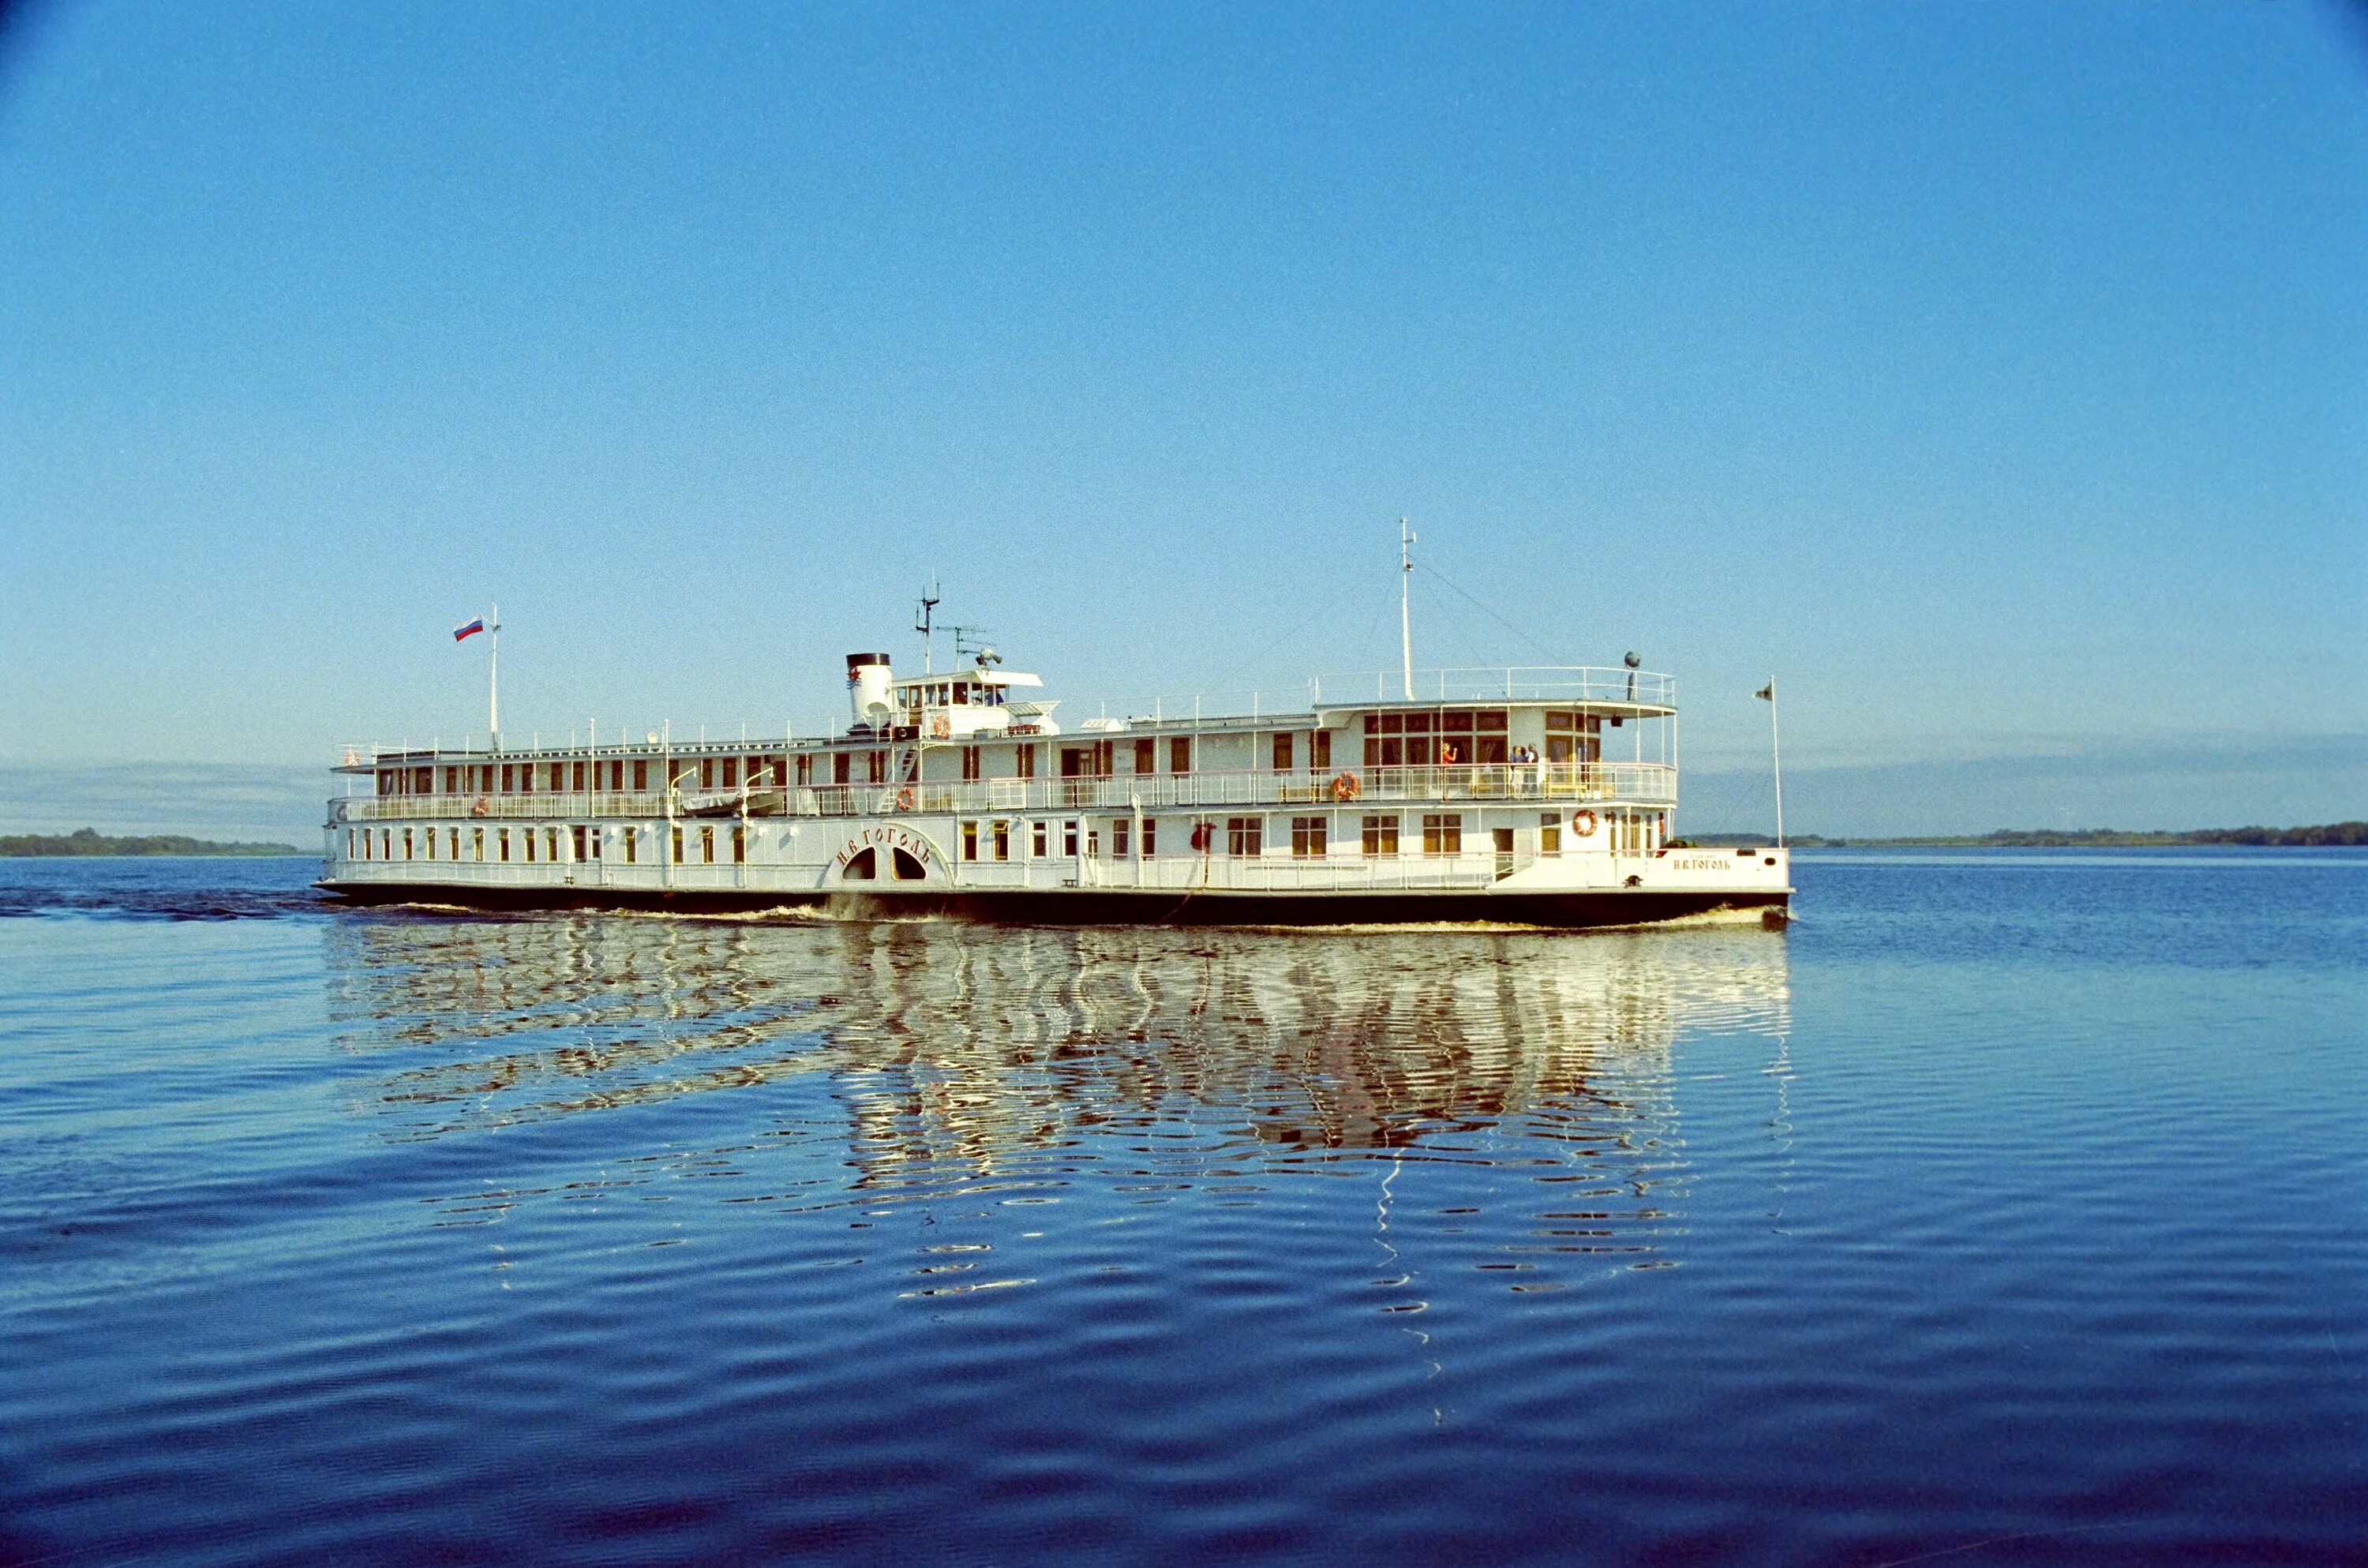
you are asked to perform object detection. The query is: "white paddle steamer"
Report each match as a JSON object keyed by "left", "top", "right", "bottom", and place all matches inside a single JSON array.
[{"left": 320, "top": 638, "right": 1790, "bottom": 928}]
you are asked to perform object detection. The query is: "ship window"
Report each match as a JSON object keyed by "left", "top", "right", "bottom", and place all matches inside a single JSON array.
[
  {"left": 522, "top": 765, "right": 535, "bottom": 794},
  {"left": 1169, "top": 737, "right": 1190, "bottom": 774},
  {"left": 1272, "top": 733, "right": 1293, "bottom": 771},
  {"left": 834, "top": 752, "right": 851, "bottom": 784},
  {"left": 1476, "top": 735, "right": 1508, "bottom": 765},
  {"left": 499, "top": 829, "right": 511, "bottom": 862},
  {"left": 1381, "top": 713, "right": 1404, "bottom": 735},
  {"left": 344, "top": 829, "right": 354, "bottom": 858},
  {"left": 961, "top": 821, "right": 979, "bottom": 861},
  {"left": 1541, "top": 814, "right": 1561, "bottom": 855},
  {"left": 701, "top": 759, "right": 714, "bottom": 790},
  {"left": 952, "top": 683, "right": 968, "bottom": 705},
  {"left": 1405, "top": 713, "right": 1432, "bottom": 735},
  {"left": 702, "top": 825, "right": 717, "bottom": 863},
  {"left": 1478, "top": 711, "right": 1507, "bottom": 732},
  {"left": 843, "top": 847, "right": 876, "bottom": 880},
  {"left": 500, "top": 765, "right": 513, "bottom": 794},
  {"left": 1112, "top": 819, "right": 1130, "bottom": 858},
  {"left": 441, "top": 766, "right": 455, "bottom": 793},
  {"left": 1422, "top": 814, "right": 1462, "bottom": 856},
  {"left": 548, "top": 828, "right": 560, "bottom": 861},
  {"left": 402, "top": 829, "right": 413, "bottom": 860},
  {"left": 1362, "top": 815, "right": 1399, "bottom": 856},
  {"left": 358, "top": 830, "right": 369, "bottom": 859},
  {"left": 867, "top": 750, "right": 886, "bottom": 784},
  {"left": 523, "top": 829, "right": 534, "bottom": 863},
  {"left": 1134, "top": 738, "right": 1155, "bottom": 774},
  {"left": 992, "top": 820, "right": 1010, "bottom": 861},
  {"left": 1141, "top": 818, "right": 1156, "bottom": 858},
  {"left": 796, "top": 754, "right": 813, "bottom": 786},
  {"left": 473, "top": 829, "right": 484, "bottom": 861},
  {"left": 622, "top": 828, "right": 636, "bottom": 864},
  {"left": 1063, "top": 820, "right": 1078, "bottom": 856},
  {"left": 1017, "top": 743, "right": 1038, "bottom": 780},
  {"left": 1032, "top": 820, "right": 1047, "bottom": 856},
  {"left": 1440, "top": 711, "right": 1471, "bottom": 734},
  {"left": 1408, "top": 735, "right": 1433, "bottom": 767},
  {"left": 1312, "top": 731, "right": 1330, "bottom": 770},
  {"left": 1227, "top": 817, "right": 1263, "bottom": 856},
  {"left": 571, "top": 826, "right": 586, "bottom": 861},
  {"left": 1291, "top": 817, "right": 1325, "bottom": 857},
  {"left": 962, "top": 746, "right": 981, "bottom": 782},
  {"left": 671, "top": 826, "right": 684, "bottom": 863},
  {"left": 447, "top": 829, "right": 458, "bottom": 859},
  {"left": 629, "top": 759, "right": 646, "bottom": 791}
]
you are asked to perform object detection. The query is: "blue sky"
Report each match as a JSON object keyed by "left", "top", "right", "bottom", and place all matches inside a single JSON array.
[{"left": 2, "top": 2, "right": 2362, "bottom": 836}]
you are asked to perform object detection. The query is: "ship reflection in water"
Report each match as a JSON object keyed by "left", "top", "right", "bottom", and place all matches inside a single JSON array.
[{"left": 324, "top": 913, "right": 1790, "bottom": 1291}]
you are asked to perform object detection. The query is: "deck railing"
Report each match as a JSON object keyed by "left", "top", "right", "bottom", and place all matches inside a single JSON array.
[{"left": 334, "top": 763, "right": 1676, "bottom": 824}]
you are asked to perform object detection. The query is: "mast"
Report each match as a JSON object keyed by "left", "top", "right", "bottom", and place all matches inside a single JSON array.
[
  {"left": 487, "top": 603, "right": 501, "bottom": 748},
  {"left": 1760, "top": 676, "right": 1785, "bottom": 848},
  {"left": 916, "top": 577, "right": 940, "bottom": 675},
  {"left": 1399, "top": 518, "right": 1415, "bottom": 701}
]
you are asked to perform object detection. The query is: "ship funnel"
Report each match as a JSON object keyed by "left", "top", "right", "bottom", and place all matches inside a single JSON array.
[{"left": 846, "top": 652, "right": 893, "bottom": 730}]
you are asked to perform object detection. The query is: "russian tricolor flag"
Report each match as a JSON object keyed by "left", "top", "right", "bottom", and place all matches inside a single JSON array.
[{"left": 454, "top": 617, "right": 486, "bottom": 642}]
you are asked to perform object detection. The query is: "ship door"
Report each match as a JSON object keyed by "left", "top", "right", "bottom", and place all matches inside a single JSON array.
[{"left": 1493, "top": 827, "right": 1515, "bottom": 880}]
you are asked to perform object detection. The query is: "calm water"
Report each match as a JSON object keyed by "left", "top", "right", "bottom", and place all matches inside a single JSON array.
[{"left": 2, "top": 851, "right": 2362, "bottom": 1566}]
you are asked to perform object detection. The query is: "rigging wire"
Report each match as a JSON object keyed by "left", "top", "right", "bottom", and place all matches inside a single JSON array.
[{"left": 1415, "top": 561, "right": 1561, "bottom": 663}]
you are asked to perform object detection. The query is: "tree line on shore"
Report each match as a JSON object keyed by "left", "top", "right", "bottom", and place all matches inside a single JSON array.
[
  {"left": 1683, "top": 822, "right": 2368, "bottom": 848},
  {"left": 0, "top": 828, "right": 305, "bottom": 857}
]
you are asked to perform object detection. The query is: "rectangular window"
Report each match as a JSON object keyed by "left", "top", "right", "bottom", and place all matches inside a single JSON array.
[
  {"left": 1018, "top": 744, "right": 1037, "bottom": 779},
  {"left": 521, "top": 764, "right": 534, "bottom": 795},
  {"left": 345, "top": 829, "right": 354, "bottom": 858},
  {"left": 632, "top": 759, "right": 649, "bottom": 791},
  {"left": 1063, "top": 820, "right": 1079, "bottom": 856},
  {"left": 700, "top": 825, "right": 714, "bottom": 863},
  {"left": 547, "top": 827, "right": 559, "bottom": 862},
  {"left": 992, "top": 820, "right": 1010, "bottom": 861},
  {"left": 701, "top": 759, "right": 714, "bottom": 790},
  {"left": 448, "top": 829, "right": 459, "bottom": 859},
  {"left": 834, "top": 752, "right": 851, "bottom": 784},
  {"left": 1227, "top": 817, "right": 1263, "bottom": 856},
  {"left": 425, "top": 829, "right": 437, "bottom": 861},
  {"left": 360, "top": 829, "right": 371, "bottom": 859},
  {"left": 962, "top": 745, "right": 981, "bottom": 782},
  {"left": 587, "top": 827, "right": 601, "bottom": 859},
  {"left": 402, "top": 829, "right": 413, "bottom": 860},
  {"left": 571, "top": 761, "right": 585, "bottom": 791},
  {"left": 523, "top": 829, "right": 535, "bottom": 863},
  {"left": 1134, "top": 737, "right": 1155, "bottom": 774},
  {"left": 1087, "top": 828, "right": 1100, "bottom": 858},
  {"left": 1169, "top": 737, "right": 1191, "bottom": 774},
  {"left": 721, "top": 758, "right": 736, "bottom": 789},
  {"left": 1291, "top": 816, "right": 1325, "bottom": 857},
  {"left": 672, "top": 826, "right": 684, "bottom": 863},
  {"left": 961, "top": 821, "right": 979, "bottom": 861},
  {"left": 1141, "top": 818, "right": 1156, "bottom": 858},
  {"left": 1540, "top": 813, "right": 1561, "bottom": 855},
  {"left": 500, "top": 829, "right": 511, "bottom": 862},
  {"left": 1272, "top": 732, "right": 1294, "bottom": 771},
  {"left": 473, "top": 828, "right": 484, "bottom": 861},
  {"left": 1113, "top": 818, "right": 1130, "bottom": 858},
  {"left": 1032, "top": 820, "right": 1048, "bottom": 857},
  {"left": 572, "top": 825, "right": 587, "bottom": 861},
  {"left": 623, "top": 828, "right": 637, "bottom": 864},
  {"left": 1312, "top": 730, "right": 1330, "bottom": 770},
  {"left": 1422, "top": 814, "right": 1463, "bottom": 856},
  {"left": 796, "top": 754, "right": 813, "bottom": 786},
  {"left": 501, "top": 764, "right": 514, "bottom": 793},
  {"left": 732, "top": 825, "right": 745, "bottom": 863},
  {"left": 867, "top": 751, "right": 886, "bottom": 784},
  {"left": 444, "top": 766, "right": 459, "bottom": 793}
]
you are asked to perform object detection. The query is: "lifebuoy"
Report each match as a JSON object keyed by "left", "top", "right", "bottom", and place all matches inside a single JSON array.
[
  {"left": 471, "top": 797, "right": 490, "bottom": 818},
  {"left": 342, "top": 748, "right": 359, "bottom": 766},
  {"left": 1331, "top": 772, "right": 1360, "bottom": 802},
  {"left": 1572, "top": 809, "right": 1598, "bottom": 837},
  {"left": 895, "top": 786, "right": 916, "bottom": 811},
  {"left": 928, "top": 713, "right": 951, "bottom": 739}
]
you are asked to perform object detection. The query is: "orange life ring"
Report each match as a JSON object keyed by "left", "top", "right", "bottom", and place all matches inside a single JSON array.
[
  {"left": 1331, "top": 772, "right": 1360, "bottom": 802},
  {"left": 895, "top": 786, "right": 916, "bottom": 811},
  {"left": 1572, "top": 809, "right": 1598, "bottom": 836},
  {"left": 927, "top": 713, "right": 951, "bottom": 740},
  {"left": 471, "top": 797, "right": 490, "bottom": 818}
]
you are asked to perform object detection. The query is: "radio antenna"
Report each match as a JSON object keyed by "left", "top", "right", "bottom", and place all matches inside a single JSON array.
[{"left": 915, "top": 577, "right": 941, "bottom": 674}]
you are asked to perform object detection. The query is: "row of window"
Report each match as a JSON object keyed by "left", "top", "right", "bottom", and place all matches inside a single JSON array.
[
  {"left": 373, "top": 730, "right": 1369, "bottom": 799},
  {"left": 946, "top": 811, "right": 1514, "bottom": 862},
  {"left": 345, "top": 823, "right": 747, "bottom": 866}
]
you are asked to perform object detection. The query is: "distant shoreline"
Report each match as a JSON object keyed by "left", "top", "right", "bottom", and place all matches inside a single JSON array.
[
  {"left": 1, "top": 829, "right": 307, "bottom": 858},
  {"left": 1684, "top": 822, "right": 2366, "bottom": 849}
]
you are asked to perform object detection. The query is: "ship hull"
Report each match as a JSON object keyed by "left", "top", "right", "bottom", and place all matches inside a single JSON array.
[{"left": 315, "top": 879, "right": 1788, "bottom": 929}]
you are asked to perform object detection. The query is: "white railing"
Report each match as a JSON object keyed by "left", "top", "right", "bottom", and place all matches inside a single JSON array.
[
  {"left": 334, "top": 763, "right": 1677, "bottom": 824},
  {"left": 1309, "top": 665, "right": 1675, "bottom": 708}
]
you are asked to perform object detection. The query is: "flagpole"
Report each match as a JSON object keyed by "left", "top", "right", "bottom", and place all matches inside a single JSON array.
[
  {"left": 1767, "top": 676, "right": 1783, "bottom": 848},
  {"left": 488, "top": 603, "right": 500, "bottom": 750}
]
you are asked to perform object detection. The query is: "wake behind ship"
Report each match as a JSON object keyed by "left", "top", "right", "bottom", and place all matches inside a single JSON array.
[{"left": 319, "top": 646, "right": 1789, "bottom": 929}]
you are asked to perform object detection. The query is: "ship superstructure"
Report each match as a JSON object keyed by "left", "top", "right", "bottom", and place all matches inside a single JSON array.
[{"left": 320, "top": 645, "right": 1790, "bottom": 927}]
